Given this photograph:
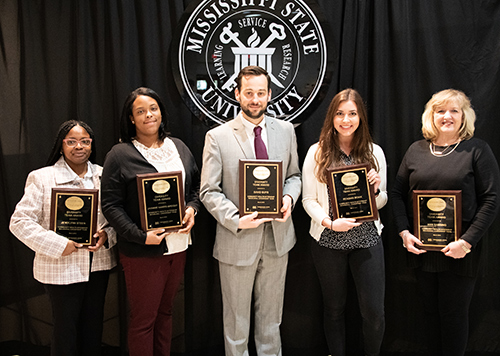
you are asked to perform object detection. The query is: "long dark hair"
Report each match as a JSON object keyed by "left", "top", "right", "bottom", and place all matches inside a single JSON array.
[
  {"left": 315, "top": 88, "right": 378, "bottom": 184},
  {"left": 46, "top": 120, "right": 96, "bottom": 166},
  {"left": 120, "top": 87, "right": 169, "bottom": 143}
]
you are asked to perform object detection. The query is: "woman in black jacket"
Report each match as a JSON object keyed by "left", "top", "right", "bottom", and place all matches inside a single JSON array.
[{"left": 101, "top": 87, "right": 201, "bottom": 356}]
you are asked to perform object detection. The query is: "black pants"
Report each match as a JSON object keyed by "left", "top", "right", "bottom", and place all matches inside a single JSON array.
[
  {"left": 311, "top": 241, "right": 385, "bottom": 356},
  {"left": 44, "top": 270, "right": 110, "bottom": 356},
  {"left": 415, "top": 269, "right": 476, "bottom": 356}
]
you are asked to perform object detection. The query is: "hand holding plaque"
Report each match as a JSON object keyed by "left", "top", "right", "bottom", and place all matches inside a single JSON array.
[
  {"left": 239, "top": 160, "right": 283, "bottom": 218},
  {"left": 50, "top": 188, "right": 98, "bottom": 246},
  {"left": 137, "top": 172, "right": 185, "bottom": 232},
  {"left": 326, "top": 163, "right": 378, "bottom": 222},
  {"left": 413, "top": 190, "right": 462, "bottom": 251}
]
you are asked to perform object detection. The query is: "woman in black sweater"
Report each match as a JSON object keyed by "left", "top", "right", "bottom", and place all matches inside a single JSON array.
[
  {"left": 391, "top": 89, "right": 500, "bottom": 355},
  {"left": 101, "top": 87, "right": 200, "bottom": 356}
]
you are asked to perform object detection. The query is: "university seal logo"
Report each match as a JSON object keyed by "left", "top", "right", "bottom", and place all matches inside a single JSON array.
[{"left": 173, "top": 0, "right": 331, "bottom": 126}]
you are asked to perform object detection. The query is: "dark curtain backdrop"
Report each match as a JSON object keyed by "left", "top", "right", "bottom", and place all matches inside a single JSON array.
[{"left": 1, "top": 0, "right": 500, "bottom": 355}]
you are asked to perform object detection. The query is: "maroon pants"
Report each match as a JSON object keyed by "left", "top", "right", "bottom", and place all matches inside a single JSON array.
[{"left": 120, "top": 251, "right": 186, "bottom": 356}]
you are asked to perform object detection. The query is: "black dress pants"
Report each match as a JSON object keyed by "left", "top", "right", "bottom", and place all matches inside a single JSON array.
[
  {"left": 415, "top": 269, "right": 476, "bottom": 356},
  {"left": 44, "top": 270, "right": 110, "bottom": 356}
]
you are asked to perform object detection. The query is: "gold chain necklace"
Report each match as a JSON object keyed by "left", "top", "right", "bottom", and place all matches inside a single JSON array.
[{"left": 429, "top": 140, "right": 461, "bottom": 157}]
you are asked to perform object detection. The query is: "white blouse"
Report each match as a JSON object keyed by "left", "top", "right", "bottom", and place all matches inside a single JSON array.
[{"left": 133, "top": 138, "right": 190, "bottom": 255}]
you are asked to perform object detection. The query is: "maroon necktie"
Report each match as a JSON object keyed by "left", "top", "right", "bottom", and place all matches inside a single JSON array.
[{"left": 254, "top": 126, "right": 268, "bottom": 159}]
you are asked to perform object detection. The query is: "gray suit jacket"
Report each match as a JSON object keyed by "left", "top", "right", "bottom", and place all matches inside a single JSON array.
[{"left": 200, "top": 114, "right": 302, "bottom": 266}]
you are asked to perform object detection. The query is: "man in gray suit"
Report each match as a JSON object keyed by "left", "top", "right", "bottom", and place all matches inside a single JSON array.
[{"left": 200, "top": 66, "right": 301, "bottom": 356}]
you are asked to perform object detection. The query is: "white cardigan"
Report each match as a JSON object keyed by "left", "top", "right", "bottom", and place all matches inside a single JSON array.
[{"left": 302, "top": 143, "right": 388, "bottom": 241}]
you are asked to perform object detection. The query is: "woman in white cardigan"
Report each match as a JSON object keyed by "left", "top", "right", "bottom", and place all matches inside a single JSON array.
[{"left": 302, "top": 89, "right": 388, "bottom": 356}]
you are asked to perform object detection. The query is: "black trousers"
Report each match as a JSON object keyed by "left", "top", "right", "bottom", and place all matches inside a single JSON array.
[
  {"left": 415, "top": 269, "right": 476, "bottom": 356},
  {"left": 44, "top": 269, "right": 110, "bottom": 356},
  {"left": 311, "top": 241, "right": 385, "bottom": 356}
]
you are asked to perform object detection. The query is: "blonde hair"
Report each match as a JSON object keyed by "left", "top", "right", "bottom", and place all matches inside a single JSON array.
[{"left": 421, "top": 89, "right": 475, "bottom": 141}]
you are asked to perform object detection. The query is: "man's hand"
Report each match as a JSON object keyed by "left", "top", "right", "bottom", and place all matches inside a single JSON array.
[
  {"left": 275, "top": 195, "right": 292, "bottom": 222},
  {"left": 238, "top": 211, "right": 273, "bottom": 229}
]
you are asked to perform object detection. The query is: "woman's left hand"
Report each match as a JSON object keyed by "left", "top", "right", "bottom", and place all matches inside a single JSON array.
[
  {"left": 88, "top": 229, "right": 108, "bottom": 252},
  {"left": 178, "top": 207, "right": 196, "bottom": 234},
  {"left": 442, "top": 240, "right": 471, "bottom": 259},
  {"left": 367, "top": 169, "right": 381, "bottom": 193}
]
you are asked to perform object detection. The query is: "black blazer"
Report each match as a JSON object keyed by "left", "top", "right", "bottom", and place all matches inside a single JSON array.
[{"left": 101, "top": 138, "right": 201, "bottom": 257}]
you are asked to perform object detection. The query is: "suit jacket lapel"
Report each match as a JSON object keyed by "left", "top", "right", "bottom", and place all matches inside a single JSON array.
[
  {"left": 231, "top": 114, "right": 254, "bottom": 159},
  {"left": 266, "top": 117, "right": 278, "bottom": 159}
]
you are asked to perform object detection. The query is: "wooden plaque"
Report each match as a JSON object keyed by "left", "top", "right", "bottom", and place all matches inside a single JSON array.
[
  {"left": 239, "top": 160, "right": 283, "bottom": 218},
  {"left": 326, "top": 163, "right": 378, "bottom": 222},
  {"left": 413, "top": 190, "right": 462, "bottom": 251},
  {"left": 137, "top": 171, "right": 185, "bottom": 232},
  {"left": 50, "top": 188, "right": 98, "bottom": 246}
]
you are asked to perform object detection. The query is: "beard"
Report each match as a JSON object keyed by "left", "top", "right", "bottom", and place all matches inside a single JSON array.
[{"left": 241, "top": 105, "right": 267, "bottom": 120}]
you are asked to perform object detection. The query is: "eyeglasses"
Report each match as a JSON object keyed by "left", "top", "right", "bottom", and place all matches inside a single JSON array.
[{"left": 63, "top": 138, "right": 93, "bottom": 147}]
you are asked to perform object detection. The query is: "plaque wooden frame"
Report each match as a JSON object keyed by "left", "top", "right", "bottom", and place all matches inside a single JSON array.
[
  {"left": 239, "top": 159, "right": 283, "bottom": 219},
  {"left": 50, "top": 188, "right": 99, "bottom": 246},
  {"left": 137, "top": 171, "right": 185, "bottom": 232},
  {"left": 413, "top": 190, "right": 462, "bottom": 251},
  {"left": 326, "top": 163, "right": 378, "bottom": 222}
]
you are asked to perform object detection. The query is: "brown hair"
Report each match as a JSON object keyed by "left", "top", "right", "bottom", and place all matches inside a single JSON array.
[
  {"left": 235, "top": 66, "right": 271, "bottom": 92},
  {"left": 315, "top": 88, "right": 378, "bottom": 184}
]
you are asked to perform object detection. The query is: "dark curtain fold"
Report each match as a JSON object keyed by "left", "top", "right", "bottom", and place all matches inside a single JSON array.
[{"left": 1, "top": 0, "right": 500, "bottom": 354}]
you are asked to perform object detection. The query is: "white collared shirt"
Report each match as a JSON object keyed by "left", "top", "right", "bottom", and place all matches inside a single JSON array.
[
  {"left": 239, "top": 112, "right": 268, "bottom": 158},
  {"left": 58, "top": 159, "right": 94, "bottom": 189}
]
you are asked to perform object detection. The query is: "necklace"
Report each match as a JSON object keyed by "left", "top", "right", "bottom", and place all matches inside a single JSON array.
[{"left": 429, "top": 140, "right": 461, "bottom": 157}]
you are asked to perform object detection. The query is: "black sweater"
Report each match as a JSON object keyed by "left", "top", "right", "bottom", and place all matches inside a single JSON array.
[
  {"left": 391, "top": 138, "right": 500, "bottom": 276},
  {"left": 101, "top": 138, "right": 201, "bottom": 257}
]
